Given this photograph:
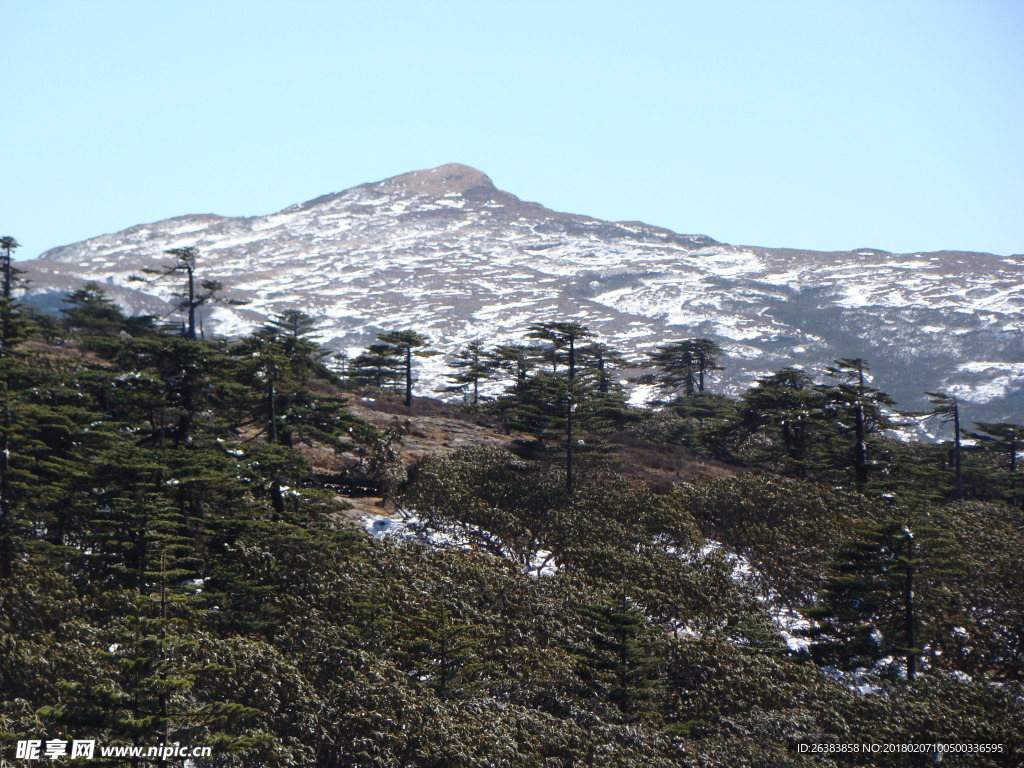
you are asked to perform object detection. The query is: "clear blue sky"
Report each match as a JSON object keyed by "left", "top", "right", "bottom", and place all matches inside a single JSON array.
[{"left": 4, "top": 0, "right": 1022, "bottom": 259}]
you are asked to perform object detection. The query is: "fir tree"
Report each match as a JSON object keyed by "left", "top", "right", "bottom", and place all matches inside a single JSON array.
[
  {"left": 578, "top": 341, "right": 629, "bottom": 395},
  {"left": 572, "top": 595, "right": 663, "bottom": 720},
  {"left": 62, "top": 282, "right": 157, "bottom": 337},
  {"left": 739, "top": 367, "right": 825, "bottom": 475},
  {"left": 823, "top": 358, "right": 894, "bottom": 485},
  {"left": 347, "top": 343, "right": 403, "bottom": 391},
  {"left": 446, "top": 340, "right": 490, "bottom": 406},
  {"left": 803, "top": 521, "right": 945, "bottom": 680},
  {"left": 0, "top": 236, "right": 29, "bottom": 357},
  {"left": 526, "top": 322, "right": 596, "bottom": 495},
  {"left": 131, "top": 246, "right": 244, "bottom": 339},
  {"left": 376, "top": 329, "right": 433, "bottom": 408},
  {"left": 485, "top": 343, "right": 539, "bottom": 387},
  {"left": 967, "top": 421, "right": 1023, "bottom": 507},
  {"left": 926, "top": 391, "right": 964, "bottom": 500},
  {"left": 648, "top": 338, "right": 723, "bottom": 399}
]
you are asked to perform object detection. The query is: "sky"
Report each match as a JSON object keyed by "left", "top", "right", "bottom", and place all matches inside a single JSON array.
[{"left": 3, "top": 0, "right": 1023, "bottom": 259}]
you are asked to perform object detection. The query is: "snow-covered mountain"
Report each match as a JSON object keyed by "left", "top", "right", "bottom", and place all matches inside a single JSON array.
[{"left": 19, "top": 163, "right": 1024, "bottom": 419}]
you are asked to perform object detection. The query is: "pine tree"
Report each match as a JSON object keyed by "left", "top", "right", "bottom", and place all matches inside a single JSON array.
[
  {"left": 525, "top": 322, "right": 596, "bottom": 495},
  {"left": 968, "top": 421, "right": 1021, "bottom": 475},
  {"left": 92, "top": 336, "right": 237, "bottom": 446},
  {"left": 571, "top": 595, "right": 663, "bottom": 720},
  {"left": 739, "top": 368, "right": 826, "bottom": 475},
  {"left": 75, "top": 443, "right": 202, "bottom": 593},
  {"left": 62, "top": 282, "right": 157, "bottom": 337},
  {"left": 395, "top": 596, "right": 486, "bottom": 701},
  {"left": 648, "top": 338, "right": 723, "bottom": 399},
  {"left": 926, "top": 392, "right": 964, "bottom": 500},
  {"left": 347, "top": 343, "right": 404, "bottom": 391},
  {"left": 40, "top": 571, "right": 258, "bottom": 760},
  {"left": 233, "top": 313, "right": 328, "bottom": 446},
  {"left": 131, "top": 246, "right": 244, "bottom": 339},
  {"left": 485, "top": 343, "right": 539, "bottom": 387},
  {"left": 446, "top": 340, "right": 491, "bottom": 406},
  {"left": 0, "top": 236, "right": 19, "bottom": 297},
  {"left": 578, "top": 341, "right": 629, "bottom": 394},
  {"left": 823, "top": 358, "right": 894, "bottom": 485},
  {"left": 376, "top": 329, "right": 433, "bottom": 408},
  {"left": 804, "top": 521, "right": 924, "bottom": 680},
  {"left": 0, "top": 363, "right": 109, "bottom": 580},
  {"left": 0, "top": 236, "right": 30, "bottom": 357},
  {"left": 967, "top": 421, "right": 1023, "bottom": 507}
]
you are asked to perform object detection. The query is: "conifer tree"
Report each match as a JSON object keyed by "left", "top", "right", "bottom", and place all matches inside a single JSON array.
[
  {"left": 268, "top": 308, "right": 318, "bottom": 352},
  {"left": 526, "top": 322, "right": 595, "bottom": 495},
  {"left": 739, "top": 368, "right": 825, "bottom": 475},
  {"left": 76, "top": 444, "right": 201, "bottom": 593},
  {"left": 0, "top": 236, "right": 29, "bottom": 357},
  {"left": 805, "top": 521, "right": 924, "bottom": 680},
  {"left": 395, "top": 597, "right": 486, "bottom": 701},
  {"left": 348, "top": 343, "right": 404, "bottom": 391},
  {"left": 927, "top": 392, "right": 964, "bottom": 500},
  {"left": 823, "top": 358, "right": 894, "bottom": 485},
  {"left": 0, "top": 368, "right": 108, "bottom": 580},
  {"left": 968, "top": 421, "right": 1023, "bottom": 506},
  {"left": 446, "top": 340, "right": 490, "bottom": 406},
  {"left": 233, "top": 313, "right": 327, "bottom": 445},
  {"left": 485, "top": 343, "right": 539, "bottom": 386},
  {"left": 648, "top": 338, "right": 723, "bottom": 399},
  {"left": 62, "top": 282, "right": 157, "bottom": 337},
  {"left": 969, "top": 422, "right": 1021, "bottom": 476},
  {"left": 578, "top": 341, "right": 629, "bottom": 394},
  {"left": 94, "top": 336, "right": 232, "bottom": 446},
  {"left": 0, "top": 236, "right": 19, "bottom": 298},
  {"left": 377, "top": 329, "right": 432, "bottom": 408},
  {"left": 572, "top": 595, "right": 663, "bottom": 720},
  {"left": 132, "top": 246, "right": 244, "bottom": 339}
]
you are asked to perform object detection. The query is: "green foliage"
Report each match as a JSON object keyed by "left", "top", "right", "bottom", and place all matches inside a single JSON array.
[
  {"left": 670, "top": 474, "right": 876, "bottom": 603},
  {"left": 571, "top": 595, "right": 665, "bottom": 720},
  {"left": 61, "top": 282, "right": 157, "bottom": 337},
  {"left": 646, "top": 337, "right": 724, "bottom": 399},
  {"left": 375, "top": 329, "right": 433, "bottom": 407},
  {"left": 346, "top": 342, "right": 404, "bottom": 391},
  {"left": 131, "top": 246, "right": 245, "bottom": 340},
  {"left": 444, "top": 339, "right": 490, "bottom": 405},
  {"left": 0, "top": 299, "right": 1021, "bottom": 766},
  {"left": 804, "top": 521, "right": 926, "bottom": 678}
]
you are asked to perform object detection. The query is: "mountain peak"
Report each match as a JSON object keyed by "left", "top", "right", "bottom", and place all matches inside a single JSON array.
[
  {"left": 18, "top": 164, "right": 1023, "bottom": 422},
  {"left": 379, "top": 163, "right": 495, "bottom": 196}
]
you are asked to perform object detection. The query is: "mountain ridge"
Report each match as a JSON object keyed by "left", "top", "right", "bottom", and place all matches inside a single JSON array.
[{"left": 18, "top": 163, "right": 1024, "bottom": 421}]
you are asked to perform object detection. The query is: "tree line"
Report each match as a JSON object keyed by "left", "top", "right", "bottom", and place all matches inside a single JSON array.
[
  {"left": 0, "top": 238, "right": 1020, "bottom": 766},
  {"left": 345, "top": 319, "right": 1019, "bottom": 509}
]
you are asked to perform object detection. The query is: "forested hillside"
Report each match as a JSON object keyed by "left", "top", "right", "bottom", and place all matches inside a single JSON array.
[{"left": 0, "top": 250, "right": 1022, "bottom": 766}]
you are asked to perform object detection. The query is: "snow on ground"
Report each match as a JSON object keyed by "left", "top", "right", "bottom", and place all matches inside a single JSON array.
[
  {"left": 362, "top": 511, "right": 560, "bottom": 578},
  {"left": 30, "top": 168, "right": 1023, "bottom": 415},
  {"left": 360, "top": 510, "right": 939, "bottom": 689}
]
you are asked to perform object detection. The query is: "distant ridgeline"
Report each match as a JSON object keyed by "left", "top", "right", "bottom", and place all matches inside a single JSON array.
[
  {"left": 0, "top": 236, "right": 1022, "bottom": 765},
  {"left": 17, "top": 163, "right": 1024, "bottom": 423}
]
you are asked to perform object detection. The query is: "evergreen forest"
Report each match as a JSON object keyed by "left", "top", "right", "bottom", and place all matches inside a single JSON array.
[{"left": 0, "top": 245, "right": 1022, "bottom": 767}]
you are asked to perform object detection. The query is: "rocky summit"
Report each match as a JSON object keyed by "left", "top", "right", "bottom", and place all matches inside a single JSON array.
[{"left": 19, "top": 163, "right": 1024, "bottom": 420}]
